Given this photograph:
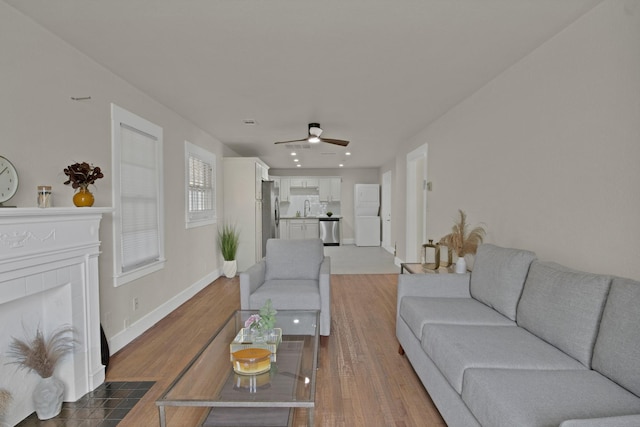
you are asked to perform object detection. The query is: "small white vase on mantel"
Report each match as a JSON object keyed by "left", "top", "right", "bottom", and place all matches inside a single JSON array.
[
  {"left": 33, "top": 376, "right": 64, "bottom": 420},
  {"left": 223, "top": 260, "right": 237, "bottom": 278},
  {"left": 455, "top": 256, "right": 467, "bottom": 274}
]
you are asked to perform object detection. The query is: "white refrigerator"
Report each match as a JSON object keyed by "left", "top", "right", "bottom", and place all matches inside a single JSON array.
[{"left": 354, "top": 184, "right": 381, "bottom": 246}]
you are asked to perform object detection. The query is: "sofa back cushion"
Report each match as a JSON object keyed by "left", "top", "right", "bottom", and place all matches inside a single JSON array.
[
  {"left": 265, "top": 238, "right": 324, "bottom": 280},
  {"left": 516, "top": 261, "right": 611, "bottom": 367},
  {"left": 592, "top": 277, "right": 640, "bottom": 397},
  {"left": 469, "top": 244, "right": 536, "bottom": 321}
]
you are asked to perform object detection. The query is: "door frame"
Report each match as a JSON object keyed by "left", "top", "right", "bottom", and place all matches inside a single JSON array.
[
  {"left": 381, "top": 170, "right": 393, "bottom": 254},
  {"left": 406, "top": 143, "right": 428, "bottom": 263}
]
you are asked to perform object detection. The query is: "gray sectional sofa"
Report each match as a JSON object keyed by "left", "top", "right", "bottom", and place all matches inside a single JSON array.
[{"left": 396, "top": 244, "right": 640, "bottom": 427}]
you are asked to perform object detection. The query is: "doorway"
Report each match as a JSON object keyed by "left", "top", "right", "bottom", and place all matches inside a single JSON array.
[
  {"left": 406, "top": 144, "right": 428, "bottom": 263},
  {"left": 381, "top": 170, "right": 392, "bottom": 254}
]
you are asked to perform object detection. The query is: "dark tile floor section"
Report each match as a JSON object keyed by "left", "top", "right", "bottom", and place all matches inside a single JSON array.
[{"left": 17, "top": 381, "right": 154, "bottom": 427}]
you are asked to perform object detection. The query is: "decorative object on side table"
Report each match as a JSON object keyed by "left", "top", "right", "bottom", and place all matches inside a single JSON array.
[
  {"left": 63, "top": 162, "right": 104, "bottom": 207},
  {"left": 0, "top": 388, "right": 13, "bottom": 426},
  {"left": 230, "top": 299, "right": 281, "bottom": 361},
  {"left": 7, "top": 326, "right": 76, "bottom": 420},
  {"left": 326, "top": 211, "right": 333, "bottom": 217},
  {"left": 218, "top": 223, "right": 240, "bottom": 278},
  {"left": 422, "top": 239, "right": 440, "bottom": 270},
  {"left": 439, "top": 209, "right": 486, "bottom": 274}
]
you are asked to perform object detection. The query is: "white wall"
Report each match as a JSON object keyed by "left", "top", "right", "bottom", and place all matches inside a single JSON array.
[
  {"left": 393, "top": 0, "right": 640, "bottom": 280},
  {"left": 270, "top": 168, "right": 379, "bottom": 241},
  {"left": 1, "top": 3, "right": 232, "bottom": 353}
]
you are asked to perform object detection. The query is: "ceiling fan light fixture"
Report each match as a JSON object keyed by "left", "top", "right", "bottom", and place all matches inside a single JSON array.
[
  {"left": 308, "top": 123, "right": 322, "bottom": 137},
  {"left": 308, "top": 136, "right": 321, "bottom": 143}
]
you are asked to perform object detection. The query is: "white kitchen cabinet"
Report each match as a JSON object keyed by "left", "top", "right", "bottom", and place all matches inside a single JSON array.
[
  {"left": 289, "top": 178, "right": 319, "bottom": 188},
  {"left": 280, "top": 178, "right": 290, "bottom": 202},
  {"left": 279, "top": 219, "right": 289, "bottom": 239},
  {"left": 319, "top": 178, "right": 341, "bottom": 202},
  {"left": 286, "top": 219, "right": 319, "bottom": 240},
  {"left": 224, "top": 157, "right": 270, "bottom": 272}
]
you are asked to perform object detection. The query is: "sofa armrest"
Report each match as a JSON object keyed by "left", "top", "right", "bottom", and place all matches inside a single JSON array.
[
  {"left": 319, "top": 256, "right": 331, "bottom": 335},
  {"left": 560, "top": 415, "right": 640, "bottom": 427},
  {"left": 239, "top": 260, "right": 266, "bottom": 309},
  {"left": 397, "top": 273, "right": 472, "bottom": 316}
]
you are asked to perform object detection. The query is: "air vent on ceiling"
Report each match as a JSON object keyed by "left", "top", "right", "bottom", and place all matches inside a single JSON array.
[{"left": 242, "top": 119, "right": 257, "bottom": 125}]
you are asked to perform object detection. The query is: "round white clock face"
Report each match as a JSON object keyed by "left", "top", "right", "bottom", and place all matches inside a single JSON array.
[{"left": 0, "top": 156, "right": 19, "bottom": 204}]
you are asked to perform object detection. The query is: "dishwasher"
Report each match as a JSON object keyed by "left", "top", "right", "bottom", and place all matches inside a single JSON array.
[{"left": 319, "top": 217, "right": 340, "bottom": 246}]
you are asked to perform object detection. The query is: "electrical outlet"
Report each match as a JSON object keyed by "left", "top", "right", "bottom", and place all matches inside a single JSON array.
[
  {"left": 124, "top": 317, "right": 130, "bottom": 328},
  {"left": 133, "top": 297, "right": 139, "bottom": 311}
]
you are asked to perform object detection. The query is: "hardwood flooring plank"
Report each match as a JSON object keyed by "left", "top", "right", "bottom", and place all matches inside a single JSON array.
[{"left": 107, "top": 273, "right": 445, "bottom": 426}]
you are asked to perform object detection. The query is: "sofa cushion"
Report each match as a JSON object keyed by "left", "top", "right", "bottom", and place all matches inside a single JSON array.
[
  {"left": 400, "top": 297, "right": 514, "bottom": 339},
  {"left": 516, "top": 261, "right": 611, "bottom": 367},
  {"left": 470, "top": 244, "right": 536, "bottom": 321},
  {"left": 265, "top": 238, "right": 324, "bottom": 280},
  {"left": 422, "top": 324, "right": 585, "bottom": 394},
  {"left": 250, "top": 279, "right": 320, "bottom": 310},
  {"left": 462, "top": 369, "right": 640, "bottom": 427},
  {"left": 592, "top": 277, "right": 640, "bottom": 397}
]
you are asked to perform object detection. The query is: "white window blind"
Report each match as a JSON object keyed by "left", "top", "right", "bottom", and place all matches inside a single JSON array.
[
  {"left": 111, "top": 104, "right": 165, "bottom": 287},
  {"left": 185, "top": 141, "right": 216, "bottom": 228},
  {"left": 121, "top": 125, "right": 160, "bottom": 271}
]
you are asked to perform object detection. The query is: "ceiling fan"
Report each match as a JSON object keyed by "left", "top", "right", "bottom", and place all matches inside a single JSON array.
[{"left": 274, "top": 123, "right": 349, "bottom": 147}]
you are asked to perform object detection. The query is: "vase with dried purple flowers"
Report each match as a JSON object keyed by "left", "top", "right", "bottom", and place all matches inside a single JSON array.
[
  {"left": 63, "top": 162, "right": 104, "bottom": 207},
  {"left": 7, "top": 326, "right": 76, "bottom": 420}
]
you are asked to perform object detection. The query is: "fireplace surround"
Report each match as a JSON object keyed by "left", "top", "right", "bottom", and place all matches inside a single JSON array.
[{"left": 0, "top": 207, "right": 110, "bottom": 425}]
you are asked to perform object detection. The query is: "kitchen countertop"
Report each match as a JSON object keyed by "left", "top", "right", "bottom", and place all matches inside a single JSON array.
[{"left": 280, "top": 215, "right": 342, "bottom": 219}]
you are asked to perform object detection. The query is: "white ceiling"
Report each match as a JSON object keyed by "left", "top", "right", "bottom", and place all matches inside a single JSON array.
[{"left": 5, "top": 0, "right": 601, "bottom": 169}]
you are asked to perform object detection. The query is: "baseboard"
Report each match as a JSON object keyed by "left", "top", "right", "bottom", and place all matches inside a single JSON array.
[
  {"left": 394, "top": 256, "right": 404, "bottom": 267},
  {"left": 382, "top": 245, "right": 394, "bottom": 255},
  {"left": 109, "top": 269, "right": 220, "bottom": 354}
]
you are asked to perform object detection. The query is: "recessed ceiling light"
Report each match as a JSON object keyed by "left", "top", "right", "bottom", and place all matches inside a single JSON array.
[
  {"left": 294, "top": 158, "right": 299, "bottom": 162},
  {"left": 345, "top": 152, "right": 351, "bottom": 156},
  {"left": 339, "top": 164, "right": 344, "bottom": 167},
  {"left": 296, "top": 164, "right": 301, "bottom": 167},
  {"left": 242, "top": 119, "right": 257, "bottom": 125},
  {"left": 290, "top": 152, "right": 297, "bottom": 156}
]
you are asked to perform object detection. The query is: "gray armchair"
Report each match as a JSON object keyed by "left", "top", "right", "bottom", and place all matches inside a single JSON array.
[{"left": 240, "top": 238, "right": 331, "bottom": 336}]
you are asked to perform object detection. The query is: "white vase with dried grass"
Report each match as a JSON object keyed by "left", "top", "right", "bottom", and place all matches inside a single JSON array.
[
  {"left": 7, "top": 326, "right": 75, "bottom": 420},
  {"left": 439, "top": 210, "right": 486, "bottom": 274}
]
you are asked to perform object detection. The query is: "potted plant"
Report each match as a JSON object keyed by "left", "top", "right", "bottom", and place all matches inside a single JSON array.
[
  {"left": 63, "top": 162, "right": 104, "bottom": 207},
  {"left": 7, "top": 326, "right": 76, "bottom": 420},
  {"left": 439, "top": 210, "right": 486, "bottom": 273},
  {"left": 218, "top": 223, "right": 240, "bottom": 278}
]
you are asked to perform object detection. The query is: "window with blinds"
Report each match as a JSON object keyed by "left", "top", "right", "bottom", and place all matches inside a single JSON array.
[
  {"left": 185, "top": 141, "right": 216, "bottom": 228},
  {"left": 111, "top": 104, "right": 165, "bottom": 287}
]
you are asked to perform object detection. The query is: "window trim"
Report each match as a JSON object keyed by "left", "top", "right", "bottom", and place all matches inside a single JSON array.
[
  {"left": 184, "top": 141, "right": 217, "bottom": 229},
  {"left": 111, "top": 104, "right": 166, "bottom": 287}
]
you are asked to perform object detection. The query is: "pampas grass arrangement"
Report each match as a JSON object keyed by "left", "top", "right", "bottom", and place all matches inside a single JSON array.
[
  {"left": 439, "top": 210, "right": 486, "bottom": 257},
  {"left": 0, "top": 388, "right": 12, "bottom": 416},
  {"left": 7, "top": 326, "right": 76, "bottom": 379}
]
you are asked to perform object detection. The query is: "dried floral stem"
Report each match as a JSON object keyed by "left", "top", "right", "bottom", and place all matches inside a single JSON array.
[
  {"left": 7, "top": 326, "right": 76, "bottom": 379},
  {"left": 0, "top": 389, "right": 12, "bottom": 416},
  {"left": 439, "top": 210, "right": 486, "bottom": 257}
]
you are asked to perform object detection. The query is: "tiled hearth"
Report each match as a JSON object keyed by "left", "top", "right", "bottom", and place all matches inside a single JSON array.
[{"left": 16, "top": 381, "right": 154, "bottom": 426}]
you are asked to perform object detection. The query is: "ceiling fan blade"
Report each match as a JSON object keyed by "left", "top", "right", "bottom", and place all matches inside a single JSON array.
[
  {"left": 274, "top": 138, "right": 308, "bottom": 144},
  {"left": 320, "top": 137, "right": 350, "bottom": 147}
]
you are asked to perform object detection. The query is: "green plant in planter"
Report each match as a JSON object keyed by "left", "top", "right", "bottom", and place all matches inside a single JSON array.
[{"left": 218, "top": 224, "right": 240, "bottom": 261}]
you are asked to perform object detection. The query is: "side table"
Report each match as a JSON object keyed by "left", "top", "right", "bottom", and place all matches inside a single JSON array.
[{"left": 400, "top": 263, "right": 454, "bottom": 274}]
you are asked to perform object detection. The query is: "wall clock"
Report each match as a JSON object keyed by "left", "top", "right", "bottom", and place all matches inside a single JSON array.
[{"left": 0, "top": 155, "right": 19, "bottom": 207}]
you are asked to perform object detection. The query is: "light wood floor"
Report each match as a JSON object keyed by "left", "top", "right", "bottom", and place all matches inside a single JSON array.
[{"left": 106, "top": 274, "right": 446, "bottom": 426}]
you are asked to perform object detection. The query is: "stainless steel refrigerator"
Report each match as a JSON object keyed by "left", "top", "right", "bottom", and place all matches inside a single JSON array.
[{"left": 260, "top": 180, "right": 280, "bottom": 257}]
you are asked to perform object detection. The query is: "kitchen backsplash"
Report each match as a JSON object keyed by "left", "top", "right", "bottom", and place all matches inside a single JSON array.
[{"left": 280, "top": 195, "right": 341, "bottom": 217}]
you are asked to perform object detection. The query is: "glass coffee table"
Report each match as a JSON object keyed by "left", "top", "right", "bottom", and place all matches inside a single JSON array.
[{"left": 156, "top": 310, "right": 319, "bottom": 427}]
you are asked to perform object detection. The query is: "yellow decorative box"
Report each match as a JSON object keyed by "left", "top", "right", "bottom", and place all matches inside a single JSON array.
[{"left": 229, "top": 328, "right": 282, "bottom": 362}]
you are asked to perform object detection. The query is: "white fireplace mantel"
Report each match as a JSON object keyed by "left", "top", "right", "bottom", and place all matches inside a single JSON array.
[{"left": 0, "top": 207, "right": 111, "bottom": 425}]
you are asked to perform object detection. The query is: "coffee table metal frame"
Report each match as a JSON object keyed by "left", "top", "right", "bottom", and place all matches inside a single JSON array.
[{"left": 156, "top": 309, "right": 320, "bottom": 427}]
